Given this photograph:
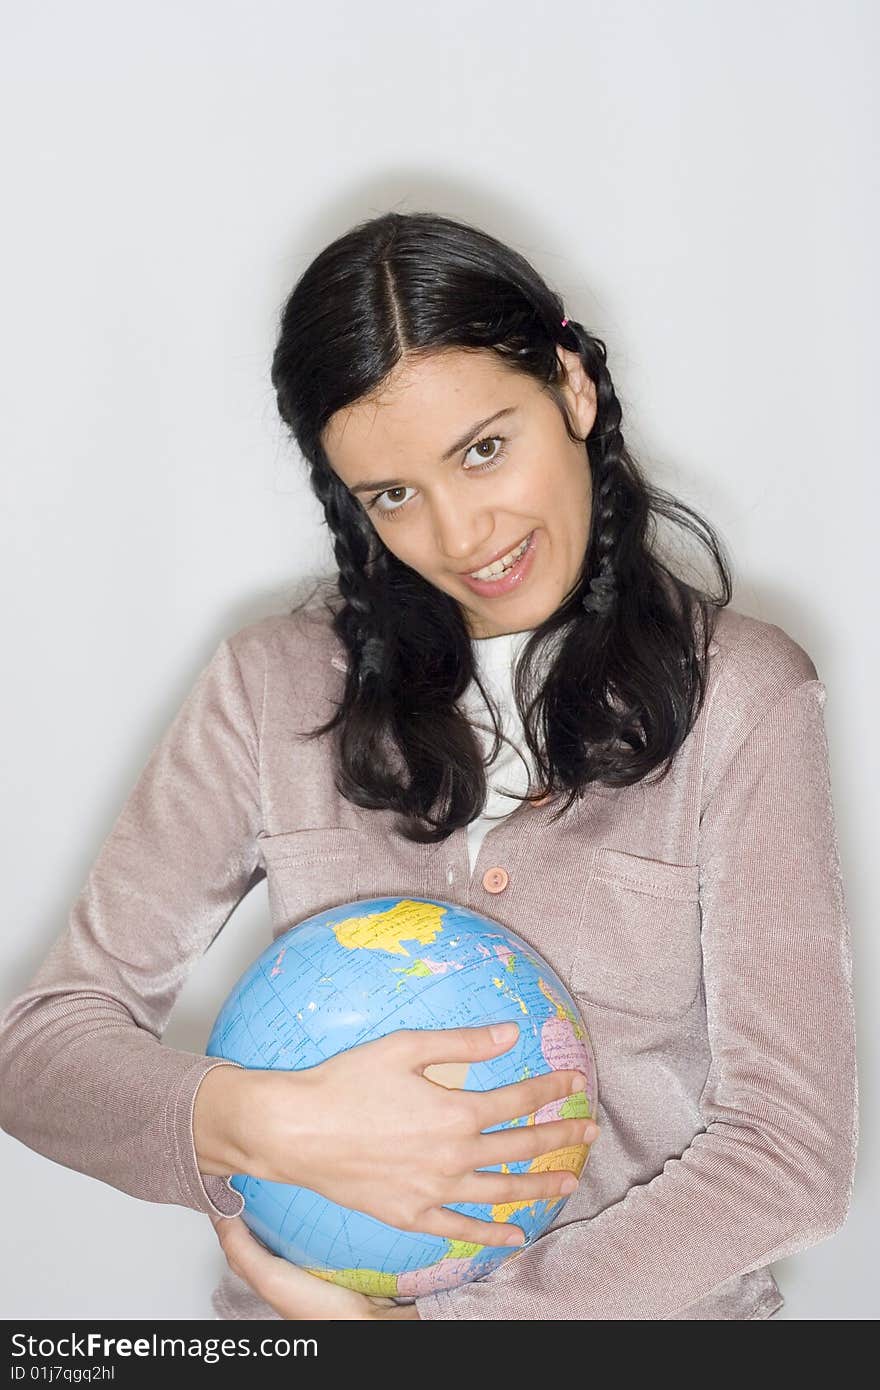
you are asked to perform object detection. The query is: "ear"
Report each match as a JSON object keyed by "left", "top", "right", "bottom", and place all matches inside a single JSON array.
[
  {"left": 556, "top": 346, "right": 598, "bottom": 440},
  {"left": 556, "top": 341, "right": 597, "bottom": 433}
]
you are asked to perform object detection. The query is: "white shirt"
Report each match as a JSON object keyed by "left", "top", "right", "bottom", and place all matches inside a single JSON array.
[{"left": 458, "top": 628, "right": 540, "bottom": 873}]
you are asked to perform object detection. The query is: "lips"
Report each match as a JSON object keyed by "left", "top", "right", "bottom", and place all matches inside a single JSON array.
[
  {"left": 457, "top": 528, "right": 538, "bottom": 597},
  {"left": 459, "top": 532, "right": 534, "bottom": 577}
]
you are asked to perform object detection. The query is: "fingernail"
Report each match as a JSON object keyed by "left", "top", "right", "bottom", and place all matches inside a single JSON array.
[
  {"left": 570, "top": 1073, "right": 586, "bottom": 1093},
  {"left": 582, "top": 1122, "right": 598, "bottom": 1142},
  {"left": 492, "top": 1023, "right": 518, "bottom": 1044},
  {"left": 505, "top": 1229, "right": 525, "bottom": 1246},
  {"left": 560, "top": 1174, "right": 578, "bottom": 1193}
]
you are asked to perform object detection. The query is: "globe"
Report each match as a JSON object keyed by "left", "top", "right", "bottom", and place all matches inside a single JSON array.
[{"left": 206, "top": 896, "right": 598, "bottom": 1298}]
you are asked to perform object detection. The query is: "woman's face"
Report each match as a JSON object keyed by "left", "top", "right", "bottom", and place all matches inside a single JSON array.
[{"left": 321, "top": 346, "right": 598, "bottom": 638}]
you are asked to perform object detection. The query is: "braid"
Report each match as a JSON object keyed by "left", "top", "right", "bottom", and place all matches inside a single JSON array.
[
  {"left": 310, "top": 460, "right": 385, "bottom": 681},
  {"left": 561, "top": 320, "right": 625, "bottom": 619}
]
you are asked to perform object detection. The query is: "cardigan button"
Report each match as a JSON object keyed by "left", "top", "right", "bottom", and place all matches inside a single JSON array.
[{"left": 482, "top": 866, "right": 509, "bottom": 893}]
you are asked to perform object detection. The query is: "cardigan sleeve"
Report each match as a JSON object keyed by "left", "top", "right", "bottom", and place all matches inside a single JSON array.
[
  {"left": 414, "top": 677, "right": 859, "bottom": 1320},
  {"left": 0, "top": 635, "right": 264, "bottom": 1218}
]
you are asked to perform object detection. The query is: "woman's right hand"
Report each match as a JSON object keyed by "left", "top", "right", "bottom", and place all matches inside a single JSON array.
[{"left": 199, "top": 1023, "right": 598, "bottom": 1248}]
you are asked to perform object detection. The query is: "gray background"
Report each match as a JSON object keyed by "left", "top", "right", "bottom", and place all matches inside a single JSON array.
[{"left": 1, "top": 0, "right": 875, "bottom": 1320}]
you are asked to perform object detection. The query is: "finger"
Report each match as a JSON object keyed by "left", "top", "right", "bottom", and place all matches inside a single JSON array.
[
  {"left": 454, "top": 1148, "right": 592, "bottom": 1205},
  {"left": 420, "top": 1205, "right": 527, "bottom": 1248},
  {"left": 473, "top": 1115, "right": 598, "bottom": 1167},
  {"left": 209, "top": 1216, "right": 380, "bottom": 1321},
  {"left": 395, "top": 1022, "right": 521, "bottom": 1070},
  {"left": 213, "top": 1216, "right": 279, "bottom": 1283},
  {"left": 470, "top": 1067, "right": 588, "bottom": 1129}
]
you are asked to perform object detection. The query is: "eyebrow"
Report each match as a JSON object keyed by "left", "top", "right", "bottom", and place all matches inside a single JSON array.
[{"left": 348, "top": 407, "right": 519, "bottom": 495}]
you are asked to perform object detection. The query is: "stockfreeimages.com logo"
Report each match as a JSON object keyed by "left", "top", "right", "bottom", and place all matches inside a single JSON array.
[{"left": 10, "top": 1332, "right": 316, "bottom": 1367}]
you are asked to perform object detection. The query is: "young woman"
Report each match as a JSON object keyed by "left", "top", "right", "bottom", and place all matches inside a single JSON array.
[{"left": 0, "top": 211, "right": 858, "bottom": 1322}]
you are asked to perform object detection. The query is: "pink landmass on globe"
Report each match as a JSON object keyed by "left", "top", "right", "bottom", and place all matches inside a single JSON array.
[
  {"left": 540, "top": 1009, "right": 597, "bottom": 1103},
  {"left": 420, "top": 959, "right": 458, "bottom": 976},
  {"left": 397, "top": 1253, "right": 504, "bottom": 1296}
]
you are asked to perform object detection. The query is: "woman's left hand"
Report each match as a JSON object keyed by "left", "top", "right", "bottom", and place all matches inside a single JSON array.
[{"left": 208, "top": 1212, "right": 420, "bottom": 1320}]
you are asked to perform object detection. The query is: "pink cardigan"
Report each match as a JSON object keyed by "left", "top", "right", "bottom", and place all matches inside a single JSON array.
[{"left": 0, "top": 598, "right": 858, "bottom": 1320}]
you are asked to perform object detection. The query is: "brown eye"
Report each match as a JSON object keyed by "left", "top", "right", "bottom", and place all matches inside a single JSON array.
[
  {"left": 367, "top": 484, "right": 416, "bottom": 517},
  {"left": 463, "top": 435, "right": 508, "bottom": 471}
]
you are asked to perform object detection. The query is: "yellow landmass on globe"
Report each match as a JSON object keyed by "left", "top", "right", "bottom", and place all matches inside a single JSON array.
[
  {"left": 334, "top": 900, "right": 446, "bottom": 955},
  {"left": 307, "top": 1235, "right": 490, "bottom": 1296},
  {"left": 538, "top": 976, "right": 588, "bottom": 1040},
  {"left": 491, "top": 975, "right": 530, "bottom": 1014},
  {"left": 305, "top": 1266, "right": 400, "bottom": 1295}
]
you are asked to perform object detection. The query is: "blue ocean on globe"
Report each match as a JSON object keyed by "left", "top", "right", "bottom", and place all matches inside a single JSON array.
[{"left": 206, "top": 895, "right": 598, "bottom": 1298}]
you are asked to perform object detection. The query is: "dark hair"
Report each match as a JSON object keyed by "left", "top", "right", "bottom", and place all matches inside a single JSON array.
[{"left": 270, "top": 210, "right": 732, "bottom": 844}]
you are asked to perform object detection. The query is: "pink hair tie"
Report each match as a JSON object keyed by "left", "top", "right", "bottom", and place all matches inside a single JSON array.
[{"left": 561, "top": 317, "right": 569, "bottom": 327}]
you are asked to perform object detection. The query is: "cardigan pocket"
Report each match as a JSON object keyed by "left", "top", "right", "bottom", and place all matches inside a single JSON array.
[
  {"left": 568, "top": 847, "right": 703, "bottom": 1020},
  {"left": 257, "top": 828, "right": 361, "bottom": 932}
]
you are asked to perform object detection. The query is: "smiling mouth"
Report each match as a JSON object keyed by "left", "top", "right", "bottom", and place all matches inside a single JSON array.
[{"left": 465, "top": 533, "right": 532, "bottom": 580}]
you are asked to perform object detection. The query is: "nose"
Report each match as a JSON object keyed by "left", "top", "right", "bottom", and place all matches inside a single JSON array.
[{"left": 431, "top": 492, "right": 494, "bottom": 568}]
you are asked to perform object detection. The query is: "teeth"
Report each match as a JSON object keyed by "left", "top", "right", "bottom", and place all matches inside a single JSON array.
[{"left": 469, "top": 534, "right": 530, "bottom": 581}]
